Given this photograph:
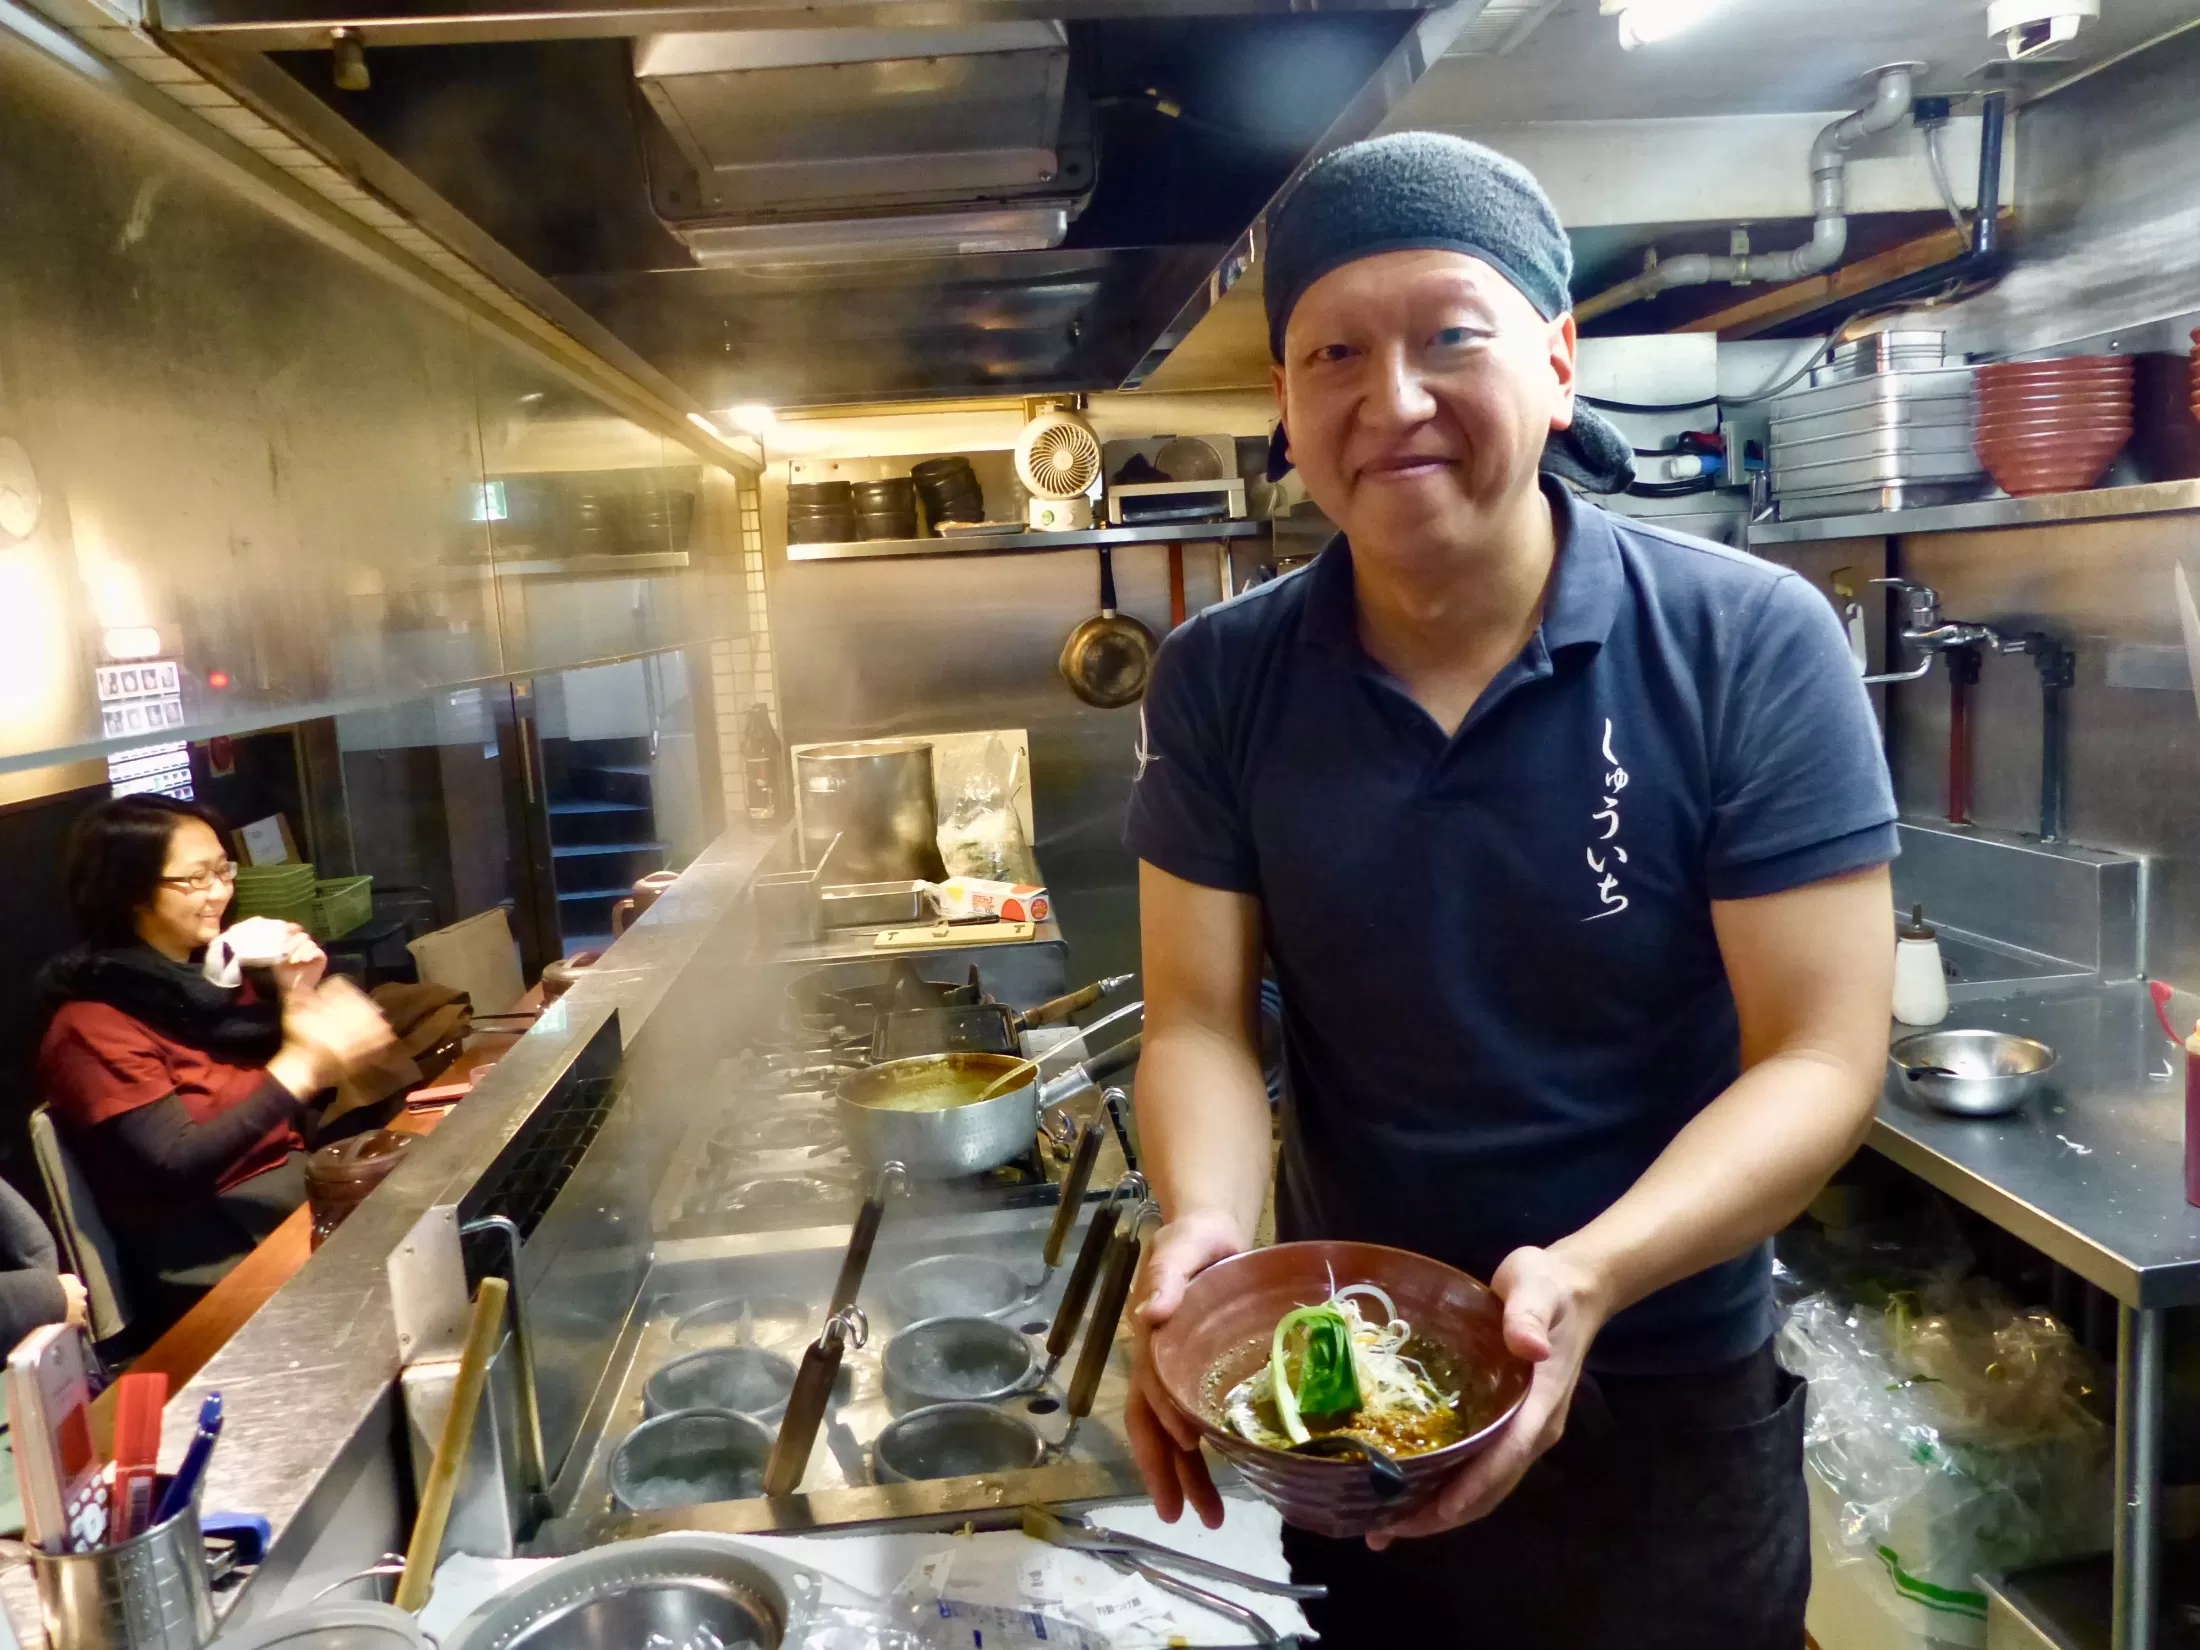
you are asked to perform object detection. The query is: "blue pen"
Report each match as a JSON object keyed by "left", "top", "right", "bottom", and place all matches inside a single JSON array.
[{"left": 153, "top": 1393, "right": 223, "bottom": 1525}]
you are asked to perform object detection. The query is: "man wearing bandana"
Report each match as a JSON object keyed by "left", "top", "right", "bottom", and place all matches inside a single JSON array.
[{"left": 1123, "top": 132, "right": 1898, "bottom": 1647}]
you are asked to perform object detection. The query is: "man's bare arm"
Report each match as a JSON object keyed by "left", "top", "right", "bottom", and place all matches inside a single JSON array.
[
  {"left": 1133, "top": 860, "right": 1273, "bottom": 1247},
  {"left": 1555, "top": 861, "right": 1896, "bottom": 1310},
  {"left": 1123, "top": 859, "right": 1274, "bottom": 1528}
]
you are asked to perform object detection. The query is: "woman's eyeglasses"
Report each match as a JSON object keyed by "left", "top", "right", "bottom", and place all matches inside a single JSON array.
[{"left": 158, "top": 861, "right": 239, "bottom": 894}]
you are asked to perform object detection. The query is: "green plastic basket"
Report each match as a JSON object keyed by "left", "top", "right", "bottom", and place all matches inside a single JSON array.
[
  {"left": 232, "top": 862, "right": 318, "bottom": 930},
  {"left": 311, "top": 875, "right": 374, "bottom": 941}
]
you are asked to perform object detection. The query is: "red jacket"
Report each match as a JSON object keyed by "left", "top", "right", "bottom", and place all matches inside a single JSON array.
[{"left": 38, "top": 1000, "right": 300, "bottom": 1229}]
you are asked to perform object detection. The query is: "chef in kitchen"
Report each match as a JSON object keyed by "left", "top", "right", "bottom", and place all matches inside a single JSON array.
[{"left": 1122, "top": 131, "right": 1898, "bottom": 1647}]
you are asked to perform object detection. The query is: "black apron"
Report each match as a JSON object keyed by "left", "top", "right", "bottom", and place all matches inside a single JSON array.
[{"left": 1283, "top": 1342, "right": 1811, "bottom": 1649}]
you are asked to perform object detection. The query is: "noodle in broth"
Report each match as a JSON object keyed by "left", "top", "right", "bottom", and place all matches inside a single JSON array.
[{"left": 1214, "top": 1285, "right": 1470, "bottom": 1457}]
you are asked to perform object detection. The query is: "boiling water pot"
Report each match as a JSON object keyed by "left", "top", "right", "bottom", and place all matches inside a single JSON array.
[{"left": 795, "top": 741, "right": 948, "bottom": 884}]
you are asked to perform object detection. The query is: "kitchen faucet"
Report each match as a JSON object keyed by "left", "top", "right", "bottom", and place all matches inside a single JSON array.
[
  {"left": 1863, "top": 578, "right": 2037, "bottom": 682},
  {"left": 1861, "top": 577, "right": 2074, "bottom": 842}
]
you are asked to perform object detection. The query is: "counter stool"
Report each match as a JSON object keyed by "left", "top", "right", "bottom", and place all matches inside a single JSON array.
[{"left": 27, "top": 1106, "right": 130, "bottom": 1346}]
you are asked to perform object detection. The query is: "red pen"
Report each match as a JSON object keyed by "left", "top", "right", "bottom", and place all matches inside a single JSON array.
[{"left": 110, "top": 1372, "right": 168, "bottom": 1542}]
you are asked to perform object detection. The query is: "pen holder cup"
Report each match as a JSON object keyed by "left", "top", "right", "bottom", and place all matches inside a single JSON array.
[{"left": 31, "top": 1489, "right": 214, "bottom": 1650}]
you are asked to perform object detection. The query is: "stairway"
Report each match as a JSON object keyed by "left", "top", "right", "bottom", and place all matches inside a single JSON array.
[{"left": 540, "top": 735, "right": 667, "bottom": 952}]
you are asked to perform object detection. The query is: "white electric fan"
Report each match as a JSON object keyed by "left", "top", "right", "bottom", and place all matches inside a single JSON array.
[{"left": 1015, "top": 407, "right": 1103, "bottom": 531}]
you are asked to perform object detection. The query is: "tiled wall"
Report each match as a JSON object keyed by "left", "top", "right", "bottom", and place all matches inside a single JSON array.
[{"left": 710, "top": 475, "right": 779, "bottom": 823}]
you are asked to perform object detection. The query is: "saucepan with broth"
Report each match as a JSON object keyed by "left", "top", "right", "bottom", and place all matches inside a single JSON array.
[{"left": 834, "top": 1052, "right": 1044, "bottom": 1177}]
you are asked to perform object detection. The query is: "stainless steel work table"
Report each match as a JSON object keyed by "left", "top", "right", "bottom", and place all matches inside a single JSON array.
[{"left": 1865, "top": 981, "right": 2200, "bottom": 1650}]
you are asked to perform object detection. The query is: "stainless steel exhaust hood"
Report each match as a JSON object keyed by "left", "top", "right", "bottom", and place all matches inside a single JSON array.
[
  {"left": 149, "top": 3, "right": 1479, "bottom": 405},
  {"left": 634, "top": 21, "right": 1089, "bottom": 267}
]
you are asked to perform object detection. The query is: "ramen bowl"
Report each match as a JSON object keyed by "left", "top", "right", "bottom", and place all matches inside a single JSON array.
[{"left": 1148, "top": 1241, "right": 1531, "bottom": 1538}]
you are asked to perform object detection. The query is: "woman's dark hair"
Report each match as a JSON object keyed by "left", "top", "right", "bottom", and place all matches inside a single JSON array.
[{"left": 62, "top": 794, "right": 231, "bottom": 948}]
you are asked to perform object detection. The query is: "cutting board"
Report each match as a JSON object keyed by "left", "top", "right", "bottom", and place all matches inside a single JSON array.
[{"left": 873, "top": 920, "right": 1036, "bottom": 952}]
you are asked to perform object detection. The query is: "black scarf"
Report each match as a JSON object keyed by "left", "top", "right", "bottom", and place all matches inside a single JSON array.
[{"left": 37, "top": 943, "right": 286, "bottom": 1065}]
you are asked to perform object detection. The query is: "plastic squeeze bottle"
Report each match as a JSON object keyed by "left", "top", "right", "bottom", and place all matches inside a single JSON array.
[
  {"left": 2185, "top": 1022, "right": 2199, "bottom": 1208},
  {"left": 1892, "top": 905, "right": 1951, "bottom": 1028}
]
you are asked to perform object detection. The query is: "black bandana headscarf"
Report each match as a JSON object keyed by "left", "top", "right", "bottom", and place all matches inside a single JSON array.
[{"left": 1261, "top": 130, "right": 1635, "bottom": 495}]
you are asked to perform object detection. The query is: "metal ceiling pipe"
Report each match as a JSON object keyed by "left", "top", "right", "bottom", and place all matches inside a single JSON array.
[
  {"left": 1774, "top": 88, "right": 2007, "bottom": 336},
  {"left": 1575, "top": 63, "right": 1918, "bottom": 323}
]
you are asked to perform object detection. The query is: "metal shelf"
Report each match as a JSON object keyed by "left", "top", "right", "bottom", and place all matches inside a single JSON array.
[
  {"left": 494, "top": 552, "right": 692, "bottom": 576},
  {"left": 784, "top": 519, "right": 1270, "bottom": 562},
  {"left": 1983, "top": 1546, "right": 2200, "bottom": 1650},
  {"left": 1748, "top": 477, "right": 2200, "bottom": 546}
]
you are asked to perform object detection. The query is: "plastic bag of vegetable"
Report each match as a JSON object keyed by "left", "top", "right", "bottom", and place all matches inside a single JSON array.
[
  {"left": 934, "top": 734, "right": 1039, "bottom": 884},
  {"left": 1779, "top": 1283, "right": 2110, "bottom": 1649}
]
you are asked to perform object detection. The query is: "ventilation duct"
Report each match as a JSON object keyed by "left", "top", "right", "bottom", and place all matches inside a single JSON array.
[
  {"left": 1444, "top": 0, "right": 1564, "bottom": 55},
  {"left": 635, "top": 23, "right": 1092, "bottom": 265}
]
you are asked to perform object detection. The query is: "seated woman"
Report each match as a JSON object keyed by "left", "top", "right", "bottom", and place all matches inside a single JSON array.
[{"left": 35, "top": 796, "right": 395, "bottom": 1333}]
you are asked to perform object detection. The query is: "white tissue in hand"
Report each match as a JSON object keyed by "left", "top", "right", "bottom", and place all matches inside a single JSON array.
[{"left": 202, "top": 916, "right": 298, "bottom": 988}]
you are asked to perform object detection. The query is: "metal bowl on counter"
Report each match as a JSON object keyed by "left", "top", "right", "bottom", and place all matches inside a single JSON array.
[
  {"left": 872, "top": 1402, "right": 1046, "bottom": 1484},
  {"left": 1891, "top": 1029, "right": 2057, "bottom": 1117},
  {"left": 607, "top": 1409, "right": 775, "bottom": 1513},
  {"left": 442, "top": 1535, "right": 790, "bottom": 1650},
  {"left": 642, "top": 1346, "right": 799, "bottom": 1422}
]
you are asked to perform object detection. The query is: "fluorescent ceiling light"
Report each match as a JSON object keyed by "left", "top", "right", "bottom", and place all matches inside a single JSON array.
[
  {"left": 1602, "top": 0, "right": 1726, "bottom": 50},
  {"left": 678, "top": 204, "right": 1070, "bottom": 269},
  {"left": 686, "top": 412, "right": 725, "bottom": 439},
  {"left": 726, "top": 403, "right": 777, "bottom": 436}
]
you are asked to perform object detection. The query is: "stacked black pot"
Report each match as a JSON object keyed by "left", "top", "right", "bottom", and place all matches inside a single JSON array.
[
  {"left": 911, "top": 456, "right": 986, "bottom": 528},
  {"left": 852, "top": 476, "right": 918, "bottom": 540},
  {"left": 787, "top": 480, "right": 856, "bottom": 545}
]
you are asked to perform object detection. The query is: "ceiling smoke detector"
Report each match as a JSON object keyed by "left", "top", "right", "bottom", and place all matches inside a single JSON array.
[{"left": 1986, "top": 0, "right": 2100, "bottom": 59}]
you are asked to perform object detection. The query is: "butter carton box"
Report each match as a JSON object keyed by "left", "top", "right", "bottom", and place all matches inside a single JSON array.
[{"left": 930, "top": 876, "right": 1050, "bottom": 924}]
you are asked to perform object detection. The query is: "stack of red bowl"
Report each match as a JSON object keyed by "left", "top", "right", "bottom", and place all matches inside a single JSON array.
[{"left": 1975, "top": 355, "right": 2134, "bottom": 496}]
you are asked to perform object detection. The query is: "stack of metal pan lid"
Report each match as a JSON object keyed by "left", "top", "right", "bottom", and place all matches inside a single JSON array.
[{"left": 1769, "top": 332, "right": 1987, "bottom": 520}]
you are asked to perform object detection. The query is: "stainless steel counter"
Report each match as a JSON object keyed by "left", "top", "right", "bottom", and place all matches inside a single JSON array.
[
  {"left": 546, "top": 1202, "right": 1143, "bottom": 1547},
  {"left": 1866, "top": 978, "right": 2200, "bottom": 1650},
  {"left": 1869, "top": 981, "right": 2200, "bottom": 1310},
  {"left": 153, "top": 822, "right": 790, "bottom": 1626},
  {"left": 0, "top": 815, "right": 1149, "bottom": 1648}
]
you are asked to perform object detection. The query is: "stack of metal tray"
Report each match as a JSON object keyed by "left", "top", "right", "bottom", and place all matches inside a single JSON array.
[{"left": 1769, "top": 365, "right": 1987, "bottom": 520}]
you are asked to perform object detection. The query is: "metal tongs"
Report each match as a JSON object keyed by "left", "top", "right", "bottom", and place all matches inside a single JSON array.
[{"left": 1021, "top": 1505, "right": 1326, "bottom": 1649}]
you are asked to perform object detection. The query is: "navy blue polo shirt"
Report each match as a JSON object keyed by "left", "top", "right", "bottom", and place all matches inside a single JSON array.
[{"left": 1126, "top": 483, "right": 1897, "bottom": 1374}]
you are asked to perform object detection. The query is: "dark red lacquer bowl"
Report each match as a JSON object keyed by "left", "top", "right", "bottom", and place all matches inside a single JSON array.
[{"left": 1148, "top": 1241, "right": 1531, "bottom": 1538}]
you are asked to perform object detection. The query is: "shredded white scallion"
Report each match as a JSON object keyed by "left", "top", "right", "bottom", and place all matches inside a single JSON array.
[{"left": 1222, "top": 1285, "right": 1460, "bottom": 1451}]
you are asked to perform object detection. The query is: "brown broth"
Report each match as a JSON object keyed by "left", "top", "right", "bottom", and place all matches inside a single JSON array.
[{"left": 1210, "top": 1333, "right": 1475, "bottom": 1458}]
